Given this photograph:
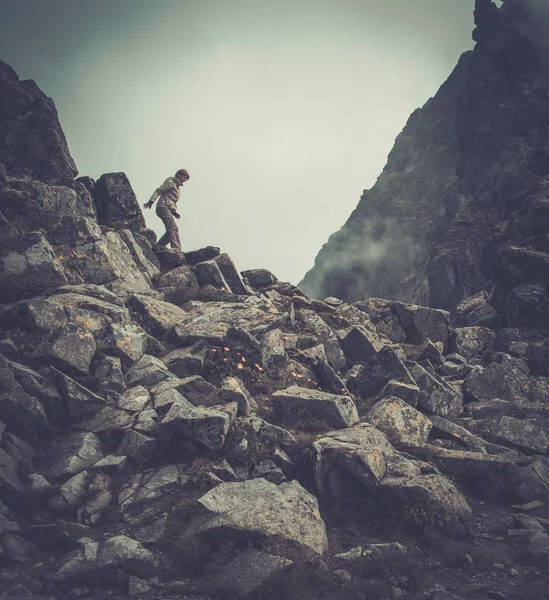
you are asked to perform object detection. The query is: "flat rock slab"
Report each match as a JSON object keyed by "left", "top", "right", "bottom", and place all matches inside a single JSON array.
[
  {"left": 198, "top": 478, "right": 328, "bottom": 555},
  {"left": 271, "top": 385, "right": 359, "bottom": 429},
  {"left": 497, "top": 416, "right": 549, "bottom": 454},
  {"left": 173, "top": 300, "right": 285, "bottom": 346},
  {"left": 366, "top": 396, "right": 432, "bottom": 446}
]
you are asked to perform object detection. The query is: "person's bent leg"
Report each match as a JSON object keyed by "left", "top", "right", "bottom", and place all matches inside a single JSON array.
[
  {"left": 156, "top": 205, "right": 176, "bottom": 248},
  {"left": 167, "top": 219, "right": 182, "bottom": 250}
]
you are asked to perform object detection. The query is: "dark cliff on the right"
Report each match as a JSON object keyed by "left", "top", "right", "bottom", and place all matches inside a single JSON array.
[{"left": 300, "top": 0, "right": 549, "bottom": 334}]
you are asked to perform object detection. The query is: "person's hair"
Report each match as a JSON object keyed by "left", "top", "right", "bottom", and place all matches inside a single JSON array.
[{"left": 175, "top": 168, "right": 190, "bottom": 180}]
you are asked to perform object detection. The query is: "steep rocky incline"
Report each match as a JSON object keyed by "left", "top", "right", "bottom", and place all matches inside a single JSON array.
[
  {"left": 1, "top": 47, "right": 549, "bottom": 600},
  {"left": 300, "top": 0, "right": 549, "bottom": 336}
]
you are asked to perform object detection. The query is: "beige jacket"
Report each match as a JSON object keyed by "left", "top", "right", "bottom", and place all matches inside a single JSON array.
[{"left": 149, "top": 177, "right": 180, "bottom": 212}]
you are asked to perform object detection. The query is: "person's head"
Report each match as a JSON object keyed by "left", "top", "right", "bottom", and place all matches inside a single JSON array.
[{"left": 175, "top": 168, "right": 190, "bottom": 185}]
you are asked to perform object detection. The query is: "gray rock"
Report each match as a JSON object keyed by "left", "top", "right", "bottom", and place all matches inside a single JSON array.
[
  {"left": 215, "top": 549, "right": 292, "bottom": 597},
  {"left": 78, "top": 405, "right": 134, "bottom": 434},
  {"left": 93, "top": 172, "right": 146, "bottom": 233},
  {"left": 129, "top": 293, "right": 188, "bottom": 340},
  {"left": 345, "top": 346, "right": 416, "bottom": 400},
  {"left": 193, "top": 259, "right": 231, "bottom": 291},
  {"left": 118, "top": 386, "right": 151, "bottom": 412},
  {"left": 411, "top": 363, "right": 463, "bottom": 417},
  {"left": 99, "top": 321, "right": 148, "bottom": 365},
  {"left": 377, "top": 379, "right": 420, "bottom": 407},
  {"left": 48, "top": 433, "right": 104, "bottom": 478},
  {"left": 464, "top": 362, "right": 521, "bottom": 403},
  {"left": 337, "top": 325, "right": 384, "bottom": 362},
  {"left": 53, "top": 535, "right": 156, "bottom": 583},
  {"left": 173, "top": 299, "right": 285, "bottom": 346},
  {"left": 160, "top": 347, "right": 204, "bottom": 377},
  {"left": 212, "top": 376, "right": 258, "bottom": 416},
  {"left": 115, "top": 430, "right": 156, "bottom": 465},
  {"left": 7, "top": 360, "right": 64, "bottom": 423},
  {"left": 198, "top": 478, "right": 328, "bottom": 555},
  {"left": 260, "top": 329, "right": 288, "bottom": 379},
  {"left": 1, "top": 533, "right": 36, "bottom": 562},
  {"left": 184, "top": 245, "right": 221, "bottom": 266},
  {"left": 214, "top": 253, "right": 250, "bottom": 295},
  {"left": 366, "top": 396, "right": 433, "bottom": 446},
  {"left": 126, "top": 354, "right": 173, "bottom": 388},
  {"left": 128, "top": 575, "right": 152, "bottom": 596},
  {"left": 296, "top": 310, "right": 346, "bottom": 371},
  {"left": 0, "top": 61, "right": 77, "bottom": 185},
  {"left": 355, "top": 298, "right": 406, "bottom": 343},
  {"left": 151, "top": 375, "right": 216, "bottom": 407},
  {"left": 497, "top": 416, "right": 549, "bottom": 454},
  {"left": 156, "top": 265, "right": 200, "bottom": 305},
  {"left": 160, "top": 397, "right": 236, "bottom": 451},
  {"left": 393, "top": 302, "right": 451, "bottom": 350},
  {"left": 241, "top": 268, "right": 278, "bottom": 290},
  {"left": 314, "top": 424, "right": 472, "bottom": 530},
  {"left": 53, "top": 368, "right": 105, "bottom": 421},
  {"left": 95, "top": 355, "right": 125, "bottom": 400},
  {"left": 118, "top": 229, "right": 160, "bottom": 281},
  {"left": 118, "top": 465, "right": 185, "bottom": 508},
  {"left": 0, "top": 355, "right": 49, "bottom": 434},
  {"left": 453, "top": 326, "right": 496, "bottom": 359},
  {"left": 271, "top": 385, "right": 359, "bottom": 429}
]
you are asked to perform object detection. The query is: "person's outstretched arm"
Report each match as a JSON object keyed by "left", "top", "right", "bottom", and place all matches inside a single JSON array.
[{"left": 143, "top": 178, "right": 172, "bottom": 209}]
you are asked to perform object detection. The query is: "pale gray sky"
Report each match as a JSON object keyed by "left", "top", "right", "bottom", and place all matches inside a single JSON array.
[{"left": 0, "top": 0, "right": 476, "bottom": 284}]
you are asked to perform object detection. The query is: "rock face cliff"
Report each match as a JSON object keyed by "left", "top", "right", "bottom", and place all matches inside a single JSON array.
[
  {"left": 300, "top": 0, "right": 549, "bottom": 335},
  {"left": 1, "top": 6, "right": 549, "bottom": 598}
]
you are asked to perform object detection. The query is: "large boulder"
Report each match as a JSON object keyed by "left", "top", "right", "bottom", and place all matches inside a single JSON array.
[
  {"left": 173, "top": 299, "right": 285, "bottom": 346},
  {"left": 0, "top": 59, "right": 77, "bottom": 185},
  {"left": 314, "top": 424, "right": 472, "bottom": 531},
  {"left": 271, "top": 386, "right": 359, "bottom": 429},
  {"left": 197, "top": 478, "right": 328, "bottom": 555},
  {"left": 93, "top": 172, "right": 146, "bottom": 233},
  {"left": 366, "top": 396, "right": 433, "bottom": 446}
]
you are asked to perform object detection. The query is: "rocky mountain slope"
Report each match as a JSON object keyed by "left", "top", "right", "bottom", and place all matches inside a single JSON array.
[
  {"left": 300, "top": 0, "right": 549, "bottom": 336},
  {"left": 1, "top": 18, "right": 549, "bottom": 600}
]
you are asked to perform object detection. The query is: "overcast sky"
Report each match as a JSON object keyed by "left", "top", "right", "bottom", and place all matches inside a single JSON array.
[{"left": 0, "top": 0, "right": 478, "bottom": 284}]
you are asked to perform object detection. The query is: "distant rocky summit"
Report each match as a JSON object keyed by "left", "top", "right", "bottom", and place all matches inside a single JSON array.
[
  {"left": 300, "top": 0, "right": 549, "bottom": 335},
  {"left": 0, "top": 2, "right": 549, "bottom": 600}
]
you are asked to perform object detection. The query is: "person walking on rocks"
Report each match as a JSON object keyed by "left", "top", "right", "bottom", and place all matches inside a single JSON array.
[{"left": 143, "top": 168, "right": 190, "bottom": 250}]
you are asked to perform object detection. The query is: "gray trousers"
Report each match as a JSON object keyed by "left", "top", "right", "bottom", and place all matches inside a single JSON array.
[{"left": 156, "top": 204, "right": 181, "bottom": 249}]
